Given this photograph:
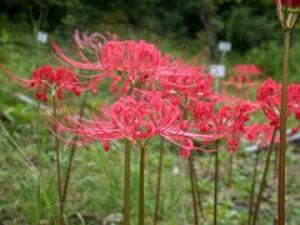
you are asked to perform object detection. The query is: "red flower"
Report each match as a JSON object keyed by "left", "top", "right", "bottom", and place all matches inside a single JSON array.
[
  {"left": 0, "top": 64, "right": 82, "bottom": 102},
  {"left": 52, "top": 38, "right": 165, "bottom": 95},
  {"left": 257, "top": 78, "right": 281, "bottom": 127},
  {"left": 234, "top": 64, "right": 263, "bottom": 76},
  {"left": 191, "top": 95, "right": 260, "bottom": 153},
  {"left": 56, "top": 91, "right": 221, "bottom": 157},
  {"left": 53, "top": 32, "right": 214, "bottom": 98}
]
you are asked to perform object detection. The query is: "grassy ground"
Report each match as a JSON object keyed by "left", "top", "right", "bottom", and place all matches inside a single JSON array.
[{"left": 0, "top": 24, "right": 300, "bottom": 225}]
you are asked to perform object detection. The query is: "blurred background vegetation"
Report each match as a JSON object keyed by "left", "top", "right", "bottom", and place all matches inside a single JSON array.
[{"left": 1, "top": 0, "right": 300, "bottom": 80}]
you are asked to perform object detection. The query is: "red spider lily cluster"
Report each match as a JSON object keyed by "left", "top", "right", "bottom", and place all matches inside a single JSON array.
[
  {"left": 2, "top": 31, "right": 300, "bottom": 158},
  {"left": 0, "top": 64, "right": 82, "bottom": 101},
  {"left": 222, "top": 64, "right": 263, "bottom": 93},
  {"left": 257, "top": 78, "right": 300, "bottom": 132}
]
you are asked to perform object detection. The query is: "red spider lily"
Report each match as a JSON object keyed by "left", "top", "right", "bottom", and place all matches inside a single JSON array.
[
  {"left": 234, "top": 64, "right": 264, "bottom": 76},
  {"left": 53, "top": 32, "right": 214, "bottom": 97},
  {"left": 287, "top": 84, "right": 300, "bottom": 132},
  {"left": 257, "top": 78, "right": 281, "bottom": 127},
  {"left": 52, "top": 38, "right": 166, "bottom": 94},
  {"left": 221, "top": 64, "right": 262, "bottom": 94},
  {"left": 56, "top": 91, "right": 221, "bottom": 157},
  {"left": 256, "top": 78, "right": 300, "bottom": 130},
  {"left": 222, "top": 75, "right": 258, "bottom": 91},
  {"left": 244, "top": 123, "right": 279, "bottom": 146},
  {"left": 0, "top": 64, "right": 82, "bottom": 102},
  {"left": 216, "top": 100, "right": 261, "bottom": 153},
  {"left": 244, "top": 123, "right": 268, "bottom": 143},
  {"left": 191, "top": 96, "right": 261, "bottom": 153},
  {"left": 159, "top": 62, "right": 213, "bottom": 98}
]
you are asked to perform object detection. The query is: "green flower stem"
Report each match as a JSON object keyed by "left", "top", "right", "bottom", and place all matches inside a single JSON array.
[
  {"left": 278, "top": 29, "right": 291, "bottom": 225},
  {"left": 153, "top": 138, "right": 164, "bottom": 225},
  {"left": 189, "top": 153, "right": 199, "bottom": 225},
  {"left": 139, "top": 145, "right": 146, "bottom": 225},
  {"left": 183, "top": 100, "right": 200, "bottom": 224},
  {"left": 228, "top": 154, "right": 234, "bottom": 187},
  {"left": 213, "top": 142, "right": 219, "bottom": 225},
  {"left": 124, "top": 139, "right": 131, "bottom": 225},
  {"left": 252, "top": 127, "right": 276, "bottom": 225},
  {"left": 248, "top": 149, "right": 260, "bottom": 225},
  {"left": 62, "top": 93, "right": 87, "bottom": 211},
  {"left": 195, "top": 169, "right": 205, "bottom": 220},
  {"left": 53, "top": 96, "right": 64, "bottom": 225}
]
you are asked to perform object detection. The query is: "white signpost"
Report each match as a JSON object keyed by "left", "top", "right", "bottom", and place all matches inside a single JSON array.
[
  {"left": 37, "top": 31, "right": 48, "bottom": 44},
  {"left": 209, "top": 64, "right": 226, "bottom": 78},
  {"left": 210, "top": 64, "right": 225, "bottom": 92},
  {"left": 218, "top": 41, "right": 232, "bottom": 53}
]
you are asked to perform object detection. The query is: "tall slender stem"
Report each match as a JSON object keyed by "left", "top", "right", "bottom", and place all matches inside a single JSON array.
[
  {"left": 278, "top": 29, "right": 291, "bottom": 225},
  {"left": 194, "top": 163, "right": 205, "bottom": 220},
  {"left": 139, "top": 145, "right": 146, "bottom": 225},
  {"left": 153, "top": 138, "right": 164, "bottom": 225},
  {"left": 252, "top": 128, "right": 276, "bottom": 225},
  {"left": 273, "top": 145, "right": 278, "bottom": 182},
  {"left": 124, "top": 139, "right": 131, "bottom": 225},
  {"left": 62, "top": 93, "right": 87, "bottom": 210},
  {"left": 228, "top": 154, "right": 233, "bottom": 187},
  {"left": 53, "top": 96, "right": 64, "bottom": 225},
  {"left": 248, "top": 150, "right": 260, "bottom": 225},
  {"left": 213, "top": 143, "right": 219, "bottom": 225},
  {"left": 189, "top": 153, "right": 199, "bottom": 225},
  {"left": 183, "top": 99, "right": 199, "bottom": 224}
]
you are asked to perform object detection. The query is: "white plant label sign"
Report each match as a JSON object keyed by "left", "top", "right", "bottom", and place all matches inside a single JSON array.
[
  {"left": 209, "top": 64, "right": 226, "bottom": 78},
  {"left": 218, "top": 41, "right": 232, "bottom": 52},
  {"left": 37, "top": 31, "right": 48, "bottom": 44}
]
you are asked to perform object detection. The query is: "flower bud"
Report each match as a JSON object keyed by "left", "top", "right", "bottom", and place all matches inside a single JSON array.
[{"left": 277, "top": 0, "right": 300, "bottom": 9}]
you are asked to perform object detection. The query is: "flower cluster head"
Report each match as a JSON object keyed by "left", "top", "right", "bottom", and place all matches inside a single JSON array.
[
  {"left": 31, "top": 65, "right": 81, "bottom": 101},
  {"left": 234, "top": 64, "right": 263, "bottom": 77},
  {"left": 222, "top": 64, "right": 262, "bottom": 95},
  {"left": 52, "top": 32, "right": 213, "bottom": 98},
  {"left": 192, "top": 96, "right": 260, "bottom": 153},
  {"left": 52, "top": 37, "right": 167, "bottom": 95},
  {"left": 257, "top": 78, "right": 281, "bottom": 127},
  {"left": 256, "top": 78, "right": 300, "bottom": 132},
  {"left": 159, "top": 61, "right": 213, "bottom": 98},
  {"left": 0, "top": 64, "right": 82, "bottom": 102}
]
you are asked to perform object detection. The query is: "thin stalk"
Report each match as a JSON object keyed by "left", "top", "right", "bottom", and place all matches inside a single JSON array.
[
  {"left": 248, "top": 150, "right": 260, "bottom": 225},
  {"left": 252, "top": 127, "right": 277, "bottom": 225},
  {"left": 273, "top": 145, "right": 278, "bottom": 182},
  {"left": 183, "top": 100, "right": 199, "bottom": 224},
  {"left": 273, "top": 145, "right": 279, "bottom": 224},
  {"left": 189, "top": 153, "right": 199, "bottom": 225},
  {"left": 124, "top": 139, "right": 131, "bottom": 225},
  {"left": 53, "top": 96, "right": 64, "bottom": 225},
  {"left": 153, "top": 138, "right": 164, "bottom": 225},
  {"left": 213, "top": 142, "right": 219, "bottom": 225},
  {"left": 228, "top": 154, "right": 233, "bottom": 187},
  {"left": 278, "top": 29, "right": 291, "bottom": 225},
  {"left": 139, "top": 145, "right": 146, "bottom": 225},
  {"left": 62, "top": 93, "right": 87, "bottom": 210}
]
